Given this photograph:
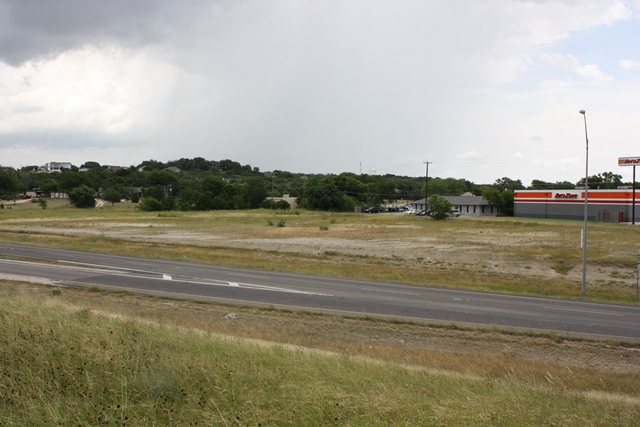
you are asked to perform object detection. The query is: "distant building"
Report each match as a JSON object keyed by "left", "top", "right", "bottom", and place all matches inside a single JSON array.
[
  {"left": 411, "top": 193, "right": 496, "bottom": 216},
  {"left": 0, "top": 165, "right": 16, "bottom": 173},
  {"left": 267, "top": 194, "right": 297, "bottom": 209},
  {"left": 39, "top": 162, "right": 73, "bottom": 173}
]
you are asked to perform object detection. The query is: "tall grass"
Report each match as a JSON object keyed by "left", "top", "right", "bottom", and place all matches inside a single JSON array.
[{"left": 1, "top": 284, "right": 639, "bottom": 426}]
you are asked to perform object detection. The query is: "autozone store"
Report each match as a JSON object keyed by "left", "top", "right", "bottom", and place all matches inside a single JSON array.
[{"left": 514, "top": 189, "right": 638, "bottom": 222}]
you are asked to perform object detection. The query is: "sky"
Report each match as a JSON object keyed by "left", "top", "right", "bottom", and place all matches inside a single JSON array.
[{"left": 1, "top": 0, "right": 640, "bottom": 185}]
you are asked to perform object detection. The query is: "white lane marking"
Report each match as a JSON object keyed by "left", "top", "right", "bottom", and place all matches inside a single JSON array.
[
  {"left": 163, "top": 274, "right": 172, "bottom": 280},
  {"left": 225, "top": 272, "right": 270, "bottom": 279},
  {"left": 57, "top": 260, "right": 158, "bottom": 275},
  {"left": 0, "top": 273, "right": 59, "bottom": 285},
  {"left": 0, "top": 259, "right": 331, "bottom": 296},
  {"left": 0, "top": 258, "right": 125, "bottom": 275},
  {"left": 544, "top": 306, "right": 624, "bottom": 317},
  {"left": 361, "top": 288, "right": 421, "bottom": 296}
]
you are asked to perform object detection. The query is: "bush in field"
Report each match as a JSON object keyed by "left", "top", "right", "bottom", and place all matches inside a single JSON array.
[
  {"left": 37, "top": 198, "right": 48, "bottom": 209},
  {"left": 68, "top": 185, "right": 96, "bottom": 208},
  {"left": 428, "top": 195, "right": 452, "bottom": 220},
  {"left": 137, "top": 197, "right": 164, "bottom": 212}
]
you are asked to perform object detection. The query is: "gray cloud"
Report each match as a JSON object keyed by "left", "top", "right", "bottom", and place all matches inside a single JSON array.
[{"left": 0, "top": 0, "right": 210, "bottom": 66}]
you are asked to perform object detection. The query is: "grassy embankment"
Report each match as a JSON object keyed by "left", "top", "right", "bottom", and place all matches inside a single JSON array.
[{"left": 2, "top": 281, "right": 639, "bottom": 426}]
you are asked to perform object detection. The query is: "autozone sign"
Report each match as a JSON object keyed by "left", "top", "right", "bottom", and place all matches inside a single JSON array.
[
  {"left": 618, "top": 156, "right": 640, "bottom": 166},
  {"left": 555, "top": 193, "right": 578, "bottom": 199}
]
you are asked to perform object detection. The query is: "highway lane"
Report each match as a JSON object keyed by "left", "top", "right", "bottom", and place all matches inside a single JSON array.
[{"left": 1, "top": 243, "right": 639, "bottom": 340}]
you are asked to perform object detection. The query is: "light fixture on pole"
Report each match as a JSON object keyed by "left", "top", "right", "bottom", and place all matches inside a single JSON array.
[{"left": 579, "top": 109, "right": 589, "bottom": 298}]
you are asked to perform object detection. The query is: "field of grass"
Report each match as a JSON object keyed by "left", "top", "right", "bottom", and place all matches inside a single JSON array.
[{"left": 1, "top": 281, "right": 639, "bottom": 426}]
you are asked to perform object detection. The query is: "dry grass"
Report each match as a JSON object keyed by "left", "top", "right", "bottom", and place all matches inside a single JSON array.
[{"left": 1, "top": 280, "right": 639, "bottom": 426}]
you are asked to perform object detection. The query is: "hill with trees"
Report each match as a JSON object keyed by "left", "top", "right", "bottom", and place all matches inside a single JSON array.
[{"left": 0, "top": 158, "right": 631, "bottom": 215}]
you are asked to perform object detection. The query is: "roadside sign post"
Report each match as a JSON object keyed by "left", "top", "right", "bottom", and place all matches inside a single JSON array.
[{"left": 618, "top": 156, "right": 640, "bottom": 224}]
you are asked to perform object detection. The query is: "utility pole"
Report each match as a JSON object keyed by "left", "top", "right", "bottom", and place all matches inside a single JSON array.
[
  {"left": 424, "top": 161, "right": 432, "bottom": 210},
  {"left": 271, "top": 172, "right": 275, "bottom": 209}
]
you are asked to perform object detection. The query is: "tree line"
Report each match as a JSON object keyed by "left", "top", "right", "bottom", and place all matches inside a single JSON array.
[{"left": 0, "top": 157, "right": 630, "bottom": 215}]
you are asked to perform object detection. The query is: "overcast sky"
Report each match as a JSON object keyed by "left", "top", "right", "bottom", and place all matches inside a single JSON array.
[{"left": 1, "top": 0, "right": 639, "bottom": 185}]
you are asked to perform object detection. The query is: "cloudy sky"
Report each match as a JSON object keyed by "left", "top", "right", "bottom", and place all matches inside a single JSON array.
[{"left": 1, "top": 0, "right": 639, "bottom": 185}]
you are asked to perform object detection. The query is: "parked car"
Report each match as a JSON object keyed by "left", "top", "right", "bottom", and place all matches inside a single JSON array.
[
  {"left": 451, "top": 209, "right": 461, "bottom": 217},
  {"left": 365, "top": 207, "right": 382, "bottom": 213}
]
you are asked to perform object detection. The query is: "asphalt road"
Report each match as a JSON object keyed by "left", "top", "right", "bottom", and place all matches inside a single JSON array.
[{"left": 1, "top": 243, "right": 639, "bottom": 341}]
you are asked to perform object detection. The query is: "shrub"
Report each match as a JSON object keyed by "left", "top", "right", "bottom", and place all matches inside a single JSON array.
[
  {"left": 137, "top": 197, "right": 164, "bottom": 212},
  {"left": 427, "top": 195, "right": 453, "bottom": 220},
  {"left": 68, "top": 185, "right": 96, "bottom": 208}
]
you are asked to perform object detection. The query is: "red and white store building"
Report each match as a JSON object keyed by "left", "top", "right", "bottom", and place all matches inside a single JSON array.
[
  {"left": 514, "top": 189, "right": 637, "bottom": 222},
  {"left": 514, "top": 156, "right": 640, "bottom": 222}
]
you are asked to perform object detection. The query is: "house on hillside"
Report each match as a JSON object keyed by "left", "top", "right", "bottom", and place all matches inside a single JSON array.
[{"left": 39, "top": 162, "right": 73, "bottom": 173}]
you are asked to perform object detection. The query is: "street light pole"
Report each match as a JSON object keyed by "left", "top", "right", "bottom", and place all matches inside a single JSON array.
[
  {"left": 424, "top": 161, "right": 432, "bottom": 211},
  {"left": 579, "top": 110, "right": 589, "bottom": 298}
]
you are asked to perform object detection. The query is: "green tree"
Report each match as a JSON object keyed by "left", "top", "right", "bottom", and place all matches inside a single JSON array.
[
  {"left": 0, "top": 170, "right": 20, "bottom": 200},
  {"left": 304, "top": 182, "right": 354, "bottom": 211},
  {"left": 425, "top": 177, "right": 471, "bottom": 196},
  {"left": 145, "top": 170, "right": 178, "bottom": 187},
  {"left": 494, "top": 177, "right": 525, "bottom": 192},
  {"left": 427, "top": 195, "right": 453, "bottom": 220},
  {"left": 176, "top": 187, "right": 199, "bottom": 211},
  {"left": 577, "top": 171, "right": 623, "bottom": 189},
  {"left": 36, "top": 198, "right": 48, "bottom": 209},
  {"left": 530, "top": 179, "right": 574, "bottom": 190},
  {"left": 103, "top": 188, "right": 123, "bottom": 206},
  {"left": 56, "top": 170, "right": 87, "bottom": 193},
  {"left": 243, "top": 177, "right": 267, "bottom": 209},
  {"left": 482, "top": 187, "right": 514, "bottom": 216},
  {"left": 68, "top": 185, "right": 96, "bottom": 208}
]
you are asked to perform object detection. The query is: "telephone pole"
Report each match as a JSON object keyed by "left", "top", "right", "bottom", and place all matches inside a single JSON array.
[{"left": 424, "top": 161, "right": 432, "bottom": 210}]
